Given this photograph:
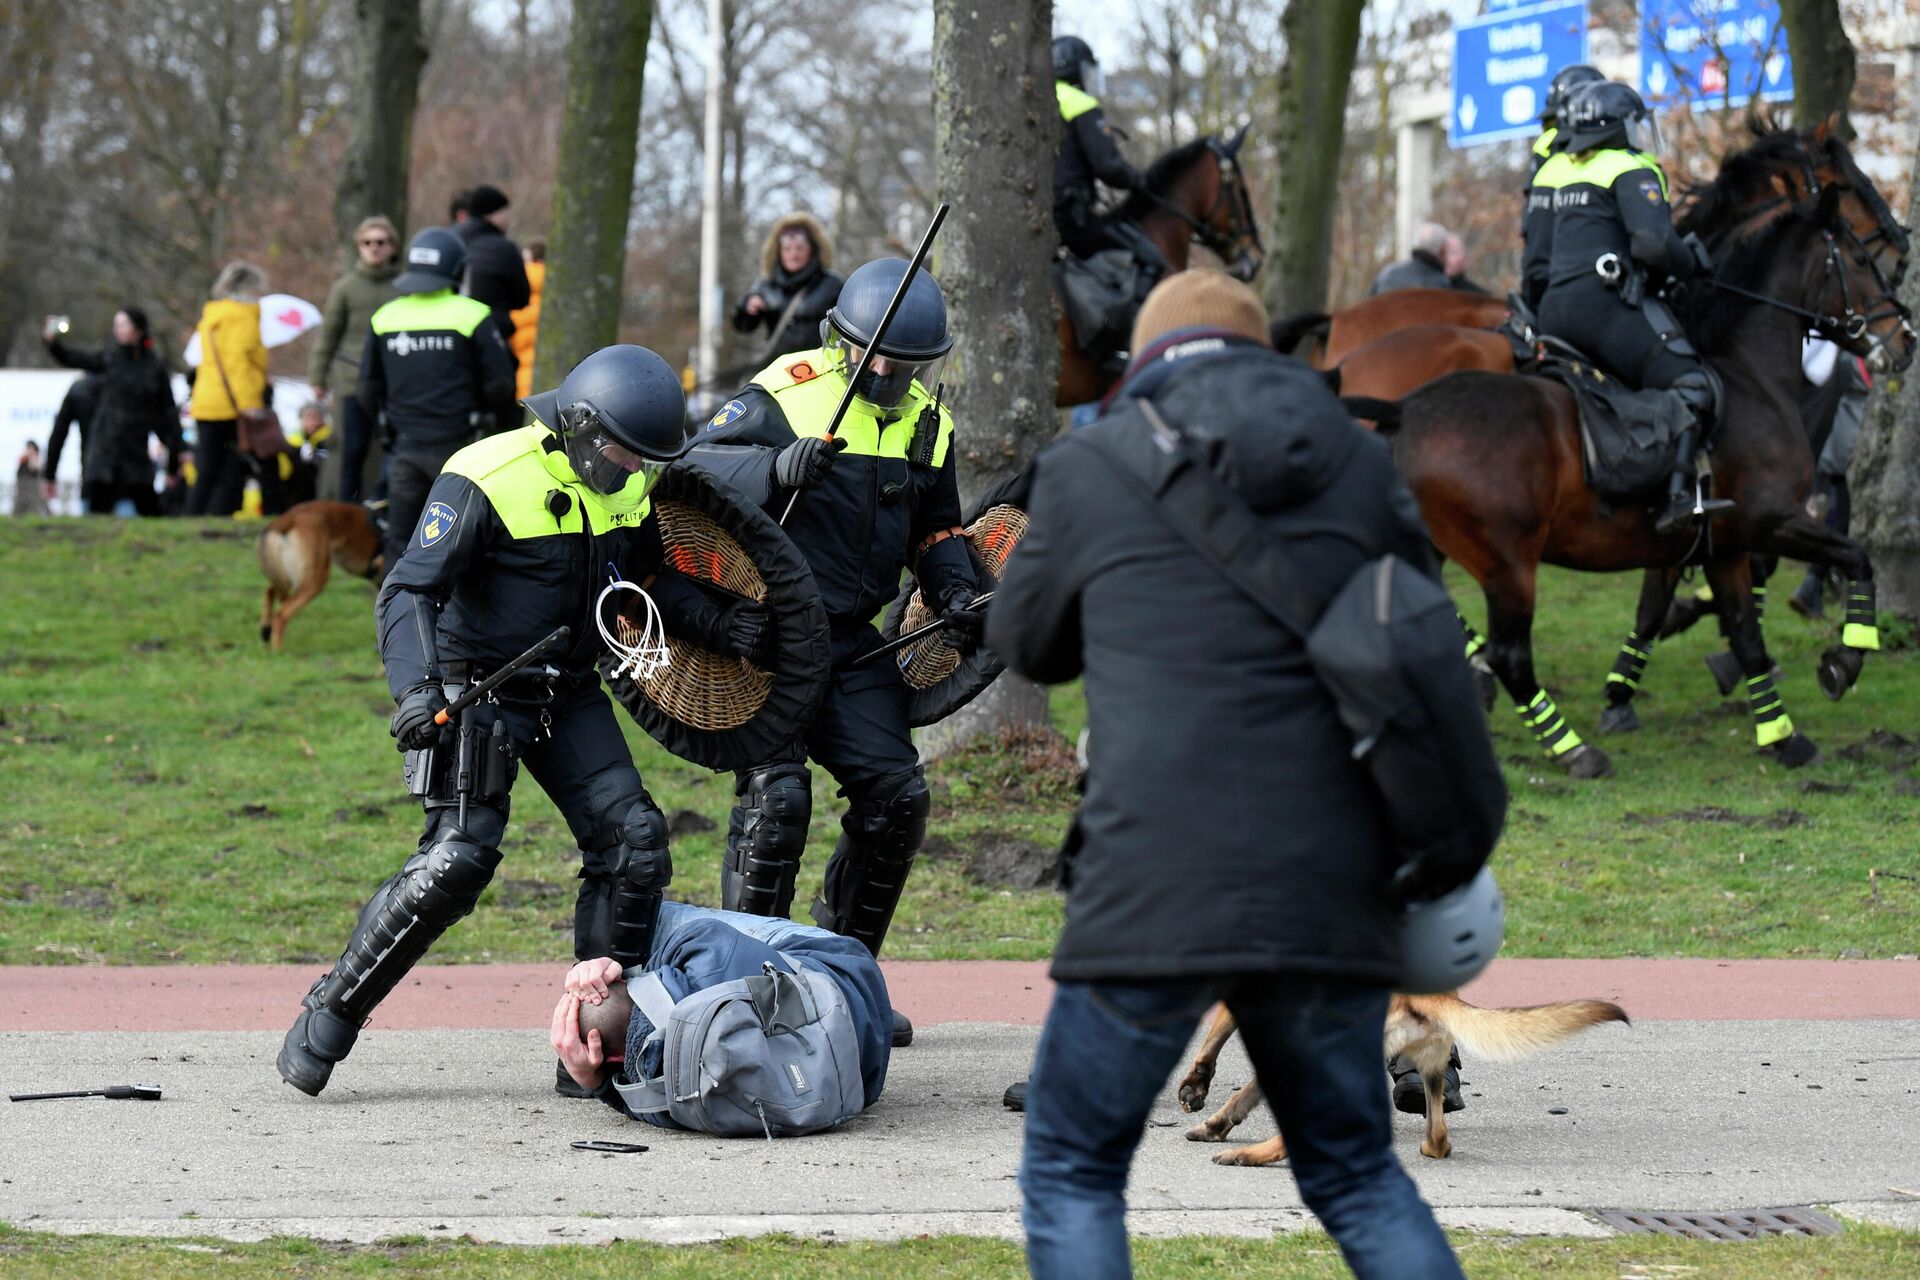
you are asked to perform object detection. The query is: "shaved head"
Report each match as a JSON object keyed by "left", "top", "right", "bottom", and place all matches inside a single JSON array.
[{"left": 578, "top": 986, "right": 635, "bottom": 1060}]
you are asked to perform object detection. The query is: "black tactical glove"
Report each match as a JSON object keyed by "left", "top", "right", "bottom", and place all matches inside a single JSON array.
[
  {"left": 938, "top": 584, "right": 986, "bottom": 655},
  {"left": 715, "top": 600, "right": 775, "bottom": 666},
  {"left": 390, "top": 684, "right": 451, "bottom": 752},
  {"left": 774, "top": 435, "right": 848, "bottom": 492},
  {"left": 1682, "top": 231, "right": 1713, "bottom": 276}
]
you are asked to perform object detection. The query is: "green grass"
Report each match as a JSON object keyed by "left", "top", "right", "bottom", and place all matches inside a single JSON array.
[
  {"left": 1, "top": 517, "right": 1916, "bottom": 964},
  {"left": 0, "top": 1224, "right": 1916, "bottom": 1278}
]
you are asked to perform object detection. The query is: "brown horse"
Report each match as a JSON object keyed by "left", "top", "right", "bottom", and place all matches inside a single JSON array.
[
  {"left": 1354, "top": 125, "right": 1912, "bottom": 778},
  {"left": 1331, "top": 324, "right": 1514, "bottom": 405},
  {"left": 1056, "top": 129, "right": 1264, "bottom": 407},
  {"left": 1273, "top": 288, "right": 1510, "bottom": 368}
]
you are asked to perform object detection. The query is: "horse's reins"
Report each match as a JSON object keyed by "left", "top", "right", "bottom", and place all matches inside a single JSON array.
[{"left": 1136, "top": 142, "right": 1262, "bottom": 264}]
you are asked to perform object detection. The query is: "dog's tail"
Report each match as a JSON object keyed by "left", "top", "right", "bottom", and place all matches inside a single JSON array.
[
  {"left": 257, "top": 526, "right": 303, "bottom": 598},
  {"left": 1411, "top": 993, "right": 1628, "bottom": 1062}
]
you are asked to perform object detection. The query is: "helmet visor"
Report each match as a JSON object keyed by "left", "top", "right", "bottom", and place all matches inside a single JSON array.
[
  {"left": 1624, "top": 111, "right": 1662, "bottom": 156},
  {"left": 827, "top": 333, "right": 945, "bottom": 409},
  {"left": 561, "top": 408, "right": 671, "bottom": 503},
  {"left": 1082, "top": 62, "right": 1106, "bottom": 98}
]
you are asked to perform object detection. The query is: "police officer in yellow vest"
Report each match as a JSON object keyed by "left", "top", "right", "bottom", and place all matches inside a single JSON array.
[
  {"left": 692, "top": 260, "right": 981, "bottom": 1047},
  {"left": 280, "top": 345, "right": 771, "bottom": 1098},
  {"left": 1539, "top": 82, "right": 1730, "bottom": 534},
  {"left": 1520, "top": 65, "right": 1605, "bottom": 311},
  {"left": 359, "top": 227, "right": 518, "bottom": 569},
  {"left": 1054, "top": 36, "right": 1145, "bottom": 260}
]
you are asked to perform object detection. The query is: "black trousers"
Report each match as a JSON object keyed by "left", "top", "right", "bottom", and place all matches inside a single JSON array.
[
  {"left": 188, "top": 420, "right": 287, "bottom": 517},
  {"left": 336, "top": 396, "right": 382, "bottom": 503},
  {"left": 751, "top": 626, "right": 922, "bottom": 792},
  {"left": 1538, "top": 283, "right": 1704, "bottom": 392},
  {"left": 81, "top": 480, "right": 161, "bottom": 516},
  {"left": 414, "top": 677, "right": 655, "bottom": 960},
  {"left": 385, "top": 439, "right": 468, "bottom": 568}
]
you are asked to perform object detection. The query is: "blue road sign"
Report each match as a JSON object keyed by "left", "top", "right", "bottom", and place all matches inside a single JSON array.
[
  {"left": 1451, "top": 0, "right": 1590, "bottom": 149},
  {"left": 1640, "top": 0, "right": 1792, "bottom": 111}
]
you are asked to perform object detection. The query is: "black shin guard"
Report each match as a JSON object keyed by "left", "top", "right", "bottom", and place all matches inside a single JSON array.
[
  {"left": 812, "top": 769, "right": 930, "bottom": 957},
  {"left": 723, "top": 764, "right": 812, "bottom": 917},
  {"left": 606, "top": 800, "right": 671, "bottom": 972}
]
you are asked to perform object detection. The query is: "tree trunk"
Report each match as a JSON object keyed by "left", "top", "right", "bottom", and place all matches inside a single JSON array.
[
  {"left": 1263, "top": 0, "right": 1364, "bottom": 317},
  {"left": 530, "top": 0, "right": 653, "bottom": 392},
  {"left": 1779, "top": 0, "right": 1856, "bottom": 140},
  {"left": 921, "top": 0, "right": 1060, "bottom": 758},
  {"left": 334, "top": 0, "right": 428, "bottom": 253},
  {"left": 1848, "top": 148, "right": 1920, "bottom": 618}
]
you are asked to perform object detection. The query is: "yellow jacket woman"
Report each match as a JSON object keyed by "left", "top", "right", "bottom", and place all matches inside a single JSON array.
[{"left": 186, "top": 261, "right": 281, "bottom": 516}]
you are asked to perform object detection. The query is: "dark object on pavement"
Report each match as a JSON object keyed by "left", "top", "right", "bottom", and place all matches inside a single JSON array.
[
  {"left": 1004, "top": 1079, "right": 1028, "bottom": 1111},
  {"left": 571, "top": 1139, "right": 650, "bottom": 1153},
  {"left": 11, "top": 1083, "right": 162, "bottom": 1102},
  {"left": 891, "top": 1009, "right": 914, "bottom": 1047}
]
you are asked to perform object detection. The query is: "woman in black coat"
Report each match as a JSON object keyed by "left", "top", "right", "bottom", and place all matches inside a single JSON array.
[
  {"left": 44, "top": 308, "right": 181, "bottom": 516},
  {"left": 731, "top": 212, "right": 844, "bottom": 361}
]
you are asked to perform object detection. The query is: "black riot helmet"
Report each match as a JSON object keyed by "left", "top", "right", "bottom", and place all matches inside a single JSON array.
[
  {"left": 1052, "top": 36, "right": 1102, "bottom": 94},
  {"left": 821, "top": 259, "right": 953, "bottom": 409},
  {"left": 1541, "top": 64, "right": 1604, "bottom": 126},
  {"left": 392, "top": 227, "right": 467, "bottom": 295},
  {"left": 1558, "top": 81, "right": 1662, "bottom": 156},
  {"left": 525, "top": 345, "right": 688, "bottom": 513}
]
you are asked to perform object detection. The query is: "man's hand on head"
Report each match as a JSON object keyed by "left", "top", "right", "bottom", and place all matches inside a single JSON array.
[
  {"left": 565, "top": 957, "right": 623, "bottom": 1004},
  {"left": 551, "top": 991, "right": 607, "bottom": 1092}
]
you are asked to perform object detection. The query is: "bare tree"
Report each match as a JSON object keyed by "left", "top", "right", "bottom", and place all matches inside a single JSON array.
[
  {"left": 532, "top": 0, "right": 653, "bottom": 389},
  {"left": 335, "top": 0, "right": 429, "bottom": 251},
  {"left": 1778, "top": 0, "right": 1857, "bottom": 139},
  {"left": 1847, "top": 148, "right": 1920, "bottom": 617},
  {"left": 922, "top": 0, "right": 1060, "bottom": 752},
  {"left": 1263, "top": 0, "right": 1365, "bottom": 317}
]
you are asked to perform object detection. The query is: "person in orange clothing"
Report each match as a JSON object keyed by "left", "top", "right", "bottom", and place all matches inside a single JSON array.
[
  {"left": 187, "top": 261, "right": 273, "bottom": 516},
  {"left": 510, "top": 241, "right": 545, "bottom": 400}
]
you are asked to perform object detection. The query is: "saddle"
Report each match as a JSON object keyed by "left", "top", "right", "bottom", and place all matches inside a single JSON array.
[
  {"left": 1053, "top": 225, "right": 1168, "bottom": 374},
  {"left": 1501, "top": 295, "right": 1701, "bottom": 504}
]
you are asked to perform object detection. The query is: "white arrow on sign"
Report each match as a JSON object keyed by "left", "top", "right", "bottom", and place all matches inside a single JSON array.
[
  {"left": 1765, "top": 53, "right": 1785, "bottom": 85},
  {"left": 1649, "top": 60, "right": 1669, "bottom": 95},
  {"left": 1460, "top": 94, "right": 1479, "bottom": 131}
]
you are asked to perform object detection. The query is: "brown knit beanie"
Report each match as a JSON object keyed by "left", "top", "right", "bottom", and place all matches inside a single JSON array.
[{"left": 1130, "top": 270, "right": 1271, "bottom": 353}]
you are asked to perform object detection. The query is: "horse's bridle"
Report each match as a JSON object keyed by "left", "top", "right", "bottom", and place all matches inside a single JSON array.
[{"left": 1141, "top": 139, "right": 1264, "bottom": 275}]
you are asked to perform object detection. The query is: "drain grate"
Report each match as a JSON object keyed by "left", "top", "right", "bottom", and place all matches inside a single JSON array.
[{"left": 1595, "top": 1206, "right": 1845, "bottom": 1240}]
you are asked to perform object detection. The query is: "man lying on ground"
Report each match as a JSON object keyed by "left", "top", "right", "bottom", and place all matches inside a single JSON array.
[{"left": 552, "top": 902, "right": 893, "bottom": 1134}]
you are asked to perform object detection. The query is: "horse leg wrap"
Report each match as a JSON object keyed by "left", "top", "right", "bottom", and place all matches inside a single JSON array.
[
  {"left": 1605, "top": 632, "right": 1652, "bottom": 698},
  {"left": 723, "top": 763, "right": 812, "bottom": 918},
  {"left": 1751, "top": 584, "right": 1766, "bottom": 623},
  {"left": 1516, "top": 690, "right": 1585, "bottom": 757},
  {"left": 812, "top": 769, "right": 930, "bottom": 958},
  {"left": 1746, "top": 671, "right": 1795, "bottom": 747},
  {"left": 1842, "top": 578, "right": 1880, "bottom": 651},
  {"left": 1459, "top": 615, "right": 1488, "bottom": 663}
]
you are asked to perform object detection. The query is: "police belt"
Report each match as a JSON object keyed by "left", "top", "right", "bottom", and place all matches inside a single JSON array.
[{"left": 441, "top": 660, "right": 563, "bottom": 705}]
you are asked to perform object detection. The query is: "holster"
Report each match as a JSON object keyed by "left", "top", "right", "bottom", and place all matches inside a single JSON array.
[{"left": 404, "top": 683, "right": 519, "bottom": 808}]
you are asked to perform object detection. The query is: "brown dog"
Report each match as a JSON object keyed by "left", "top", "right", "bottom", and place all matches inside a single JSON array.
[
  {"left": 257, "top": 500, "right": 385, "bottom": 652},
  {"left": 1176, "top": 993, "right": 1628, "bottom": 1165}
]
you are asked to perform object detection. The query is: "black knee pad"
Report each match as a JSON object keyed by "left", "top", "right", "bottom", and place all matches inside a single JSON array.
[
  {"left": 595, "top": 797, "right": 671, "bottom": 971},
  {"left": 409, "top": 834, "right": 502, "bottom": 924},
  {"left": 732, "top": 764, "right": 812, "bottom": 861},
  {"left": 610, "top": 798, "right": 672, "bottom": 890},
  {"left": 843, "top": 768, "right": 930, "bottom": 861}
]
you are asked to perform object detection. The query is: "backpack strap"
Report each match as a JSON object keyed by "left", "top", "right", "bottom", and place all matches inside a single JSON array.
[
  {"left": 1083, "top": 400, "right": 1324, "bottom": 641},
  {"left": 608, "top": 971, "right": 681, "bottom": 1115}
]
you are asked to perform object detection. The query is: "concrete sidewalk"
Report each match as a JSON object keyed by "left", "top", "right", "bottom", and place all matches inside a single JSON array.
[{"left": 4, "top": 1017, "right": 1918, "bottom": 1245}]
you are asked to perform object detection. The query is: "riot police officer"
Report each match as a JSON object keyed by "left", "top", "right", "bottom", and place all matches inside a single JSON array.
[
  {"left": 279, "top": 345, "right": 770, "bottom": 1097},
  {"left": 1538, "top": 81, "right": 1730, "bottom": 534},
  {"left": 1053, "top": 36, "right": 1146, "bottom": 260},
  {"left": 359, "top": 226, "right": 518, "bottom": 570},
  {"left": 691, "top": 260, "right": 981, "bottom": 1047},
  {"left": 1520, "top": 65, "right": 1605, "bottom": 310}
]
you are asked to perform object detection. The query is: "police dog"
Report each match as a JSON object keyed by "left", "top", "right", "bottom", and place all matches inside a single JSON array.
[
  {"left": 1175, "top": 993, "right": 1628, "bottom": 1164},
  {"left": 257, "top": 500, "right": 386, "bottom": 652}
]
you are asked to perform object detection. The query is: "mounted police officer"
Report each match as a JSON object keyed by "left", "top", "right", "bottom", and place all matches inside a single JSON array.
[
  {"left": 280, "top": 345, "right": 772, "bottom": 1098},
  {"left": 691, "top": 260, "right": 981, "bottom": 1047},
  {"left": 1537, "top": 81, "right": 1730, "bottom": 534},
  {"left": 359, "top": 226, "right": 518, "bottom": 570},
  {"left": 1053, "top": 36, "right": 1146, "bottom": 261},
  {"left": 1520, "top": 65, "right": 1605, "bottom": 310}
]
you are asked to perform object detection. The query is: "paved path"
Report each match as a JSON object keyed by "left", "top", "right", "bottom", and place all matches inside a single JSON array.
[{"left": 2, "top": 959, "right": 1917, "bottom": 1246}]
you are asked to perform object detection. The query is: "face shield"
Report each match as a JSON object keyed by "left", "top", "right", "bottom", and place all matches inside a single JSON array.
[
  {"left": 558, "top": 404, "right": 671, "bottom": 513},
  {"left": 825, "top": 333, "right": 946, "bottom": 410},
  {"left": 1082, "top": 60, "right": 1106, "bottom": 98},
  {"left": 1623, "top": 110, "right": 1663, "bottom": 156}
]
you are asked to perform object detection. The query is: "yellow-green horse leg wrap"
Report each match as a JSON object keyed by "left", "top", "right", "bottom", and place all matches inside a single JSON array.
[
  {"left": 1516, "top": 690, "right": 1584, "bottom": 757},
  {"left": 1460, "top": 614, "right": 1488, "bottom": 662},
  {"left": 1606, "top": 632, "right": 1652, "bottom": 691},
  {"left": 1842, "top": 579, "right": 1880, "bottom": 651},
  {"left": 1746, "top": 671, "right": 1795, "bottom": 746}
]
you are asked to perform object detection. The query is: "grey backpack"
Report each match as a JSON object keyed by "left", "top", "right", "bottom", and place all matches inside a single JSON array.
[{"left": 611, "top": 954, "right": 866, "bottom": 1138}]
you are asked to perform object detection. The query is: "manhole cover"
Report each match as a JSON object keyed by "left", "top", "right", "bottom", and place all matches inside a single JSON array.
[{"left": 1595, "top": 1206, "right": 1844, "bottom": 1240}]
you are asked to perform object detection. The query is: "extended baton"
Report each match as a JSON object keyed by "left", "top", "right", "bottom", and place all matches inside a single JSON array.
[
  {"left": 849, "top": 592, "right": 994, "bottom": 668},
  {"left": 11, "top": 1083, "right": 162, "bottom": 1102},
  {"left": 779, "top": 202, "right": 951, "bottom": 526},
  {"left": 433, "top": 626, "right": 571, "bottom": 726}
]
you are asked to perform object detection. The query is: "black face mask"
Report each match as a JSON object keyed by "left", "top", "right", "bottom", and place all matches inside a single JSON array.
[{"left": 852, "top": 362, "right": 917, "bottom": 408}]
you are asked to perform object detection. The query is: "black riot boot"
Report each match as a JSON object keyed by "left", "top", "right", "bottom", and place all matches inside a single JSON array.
[
  {"left": 813, "top": 771, "right": 930, "bottom": 1047},
  {"left": 1653, "top": 426, "right": 1734, "bottom": 535},
  {"left": 278, "top": 980, "right": 363, "bottom": 1097},
  {"left": 1389, "top": 1048, "right": 1465, "bottom": 1115}
]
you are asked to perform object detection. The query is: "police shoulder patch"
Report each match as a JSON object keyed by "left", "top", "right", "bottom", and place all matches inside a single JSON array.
[
  {"left": 1640, "top": 177, "right": 1664, "bottom": 203},
  {"left": 420, "top": 500, "right": 458, "bottom": 547},
  {"left": 707, "top": 399, "right": 747, "bottom": 430}
]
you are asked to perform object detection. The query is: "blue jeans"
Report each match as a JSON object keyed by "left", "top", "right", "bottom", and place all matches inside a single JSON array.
[{"left": 1020, "top": 975, "right": 1462, "bottom": 1280}]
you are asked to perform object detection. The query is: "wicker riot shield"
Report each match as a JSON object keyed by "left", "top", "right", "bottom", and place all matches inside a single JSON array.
[
  {"left": 601, "top": 465, "right": 831, "bottom": 771},
  {"left": 878, "top": 468, "right": 1032, "bottom": 727}
]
